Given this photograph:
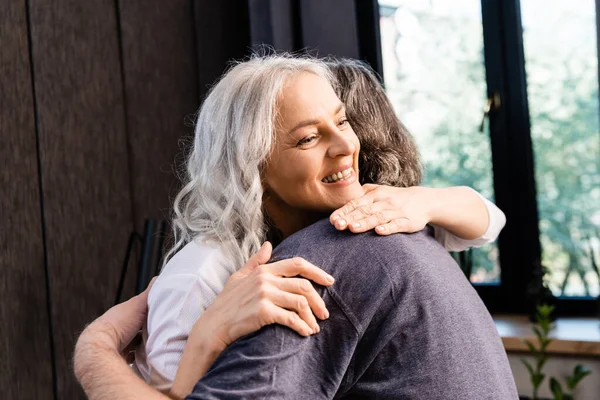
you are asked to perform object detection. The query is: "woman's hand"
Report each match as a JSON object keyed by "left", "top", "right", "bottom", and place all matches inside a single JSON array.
[
  {"left": 330, "top": 184, "right": 493, "bottom": 242},
  {"left": 330, "top": 184, "right": 434, "bottom": 236},
  {"left": 204, "top": 241, "right": 334, "bottom": 346},
  {"left": 170, "top": 243, "right": 334, "bottom": 398}
]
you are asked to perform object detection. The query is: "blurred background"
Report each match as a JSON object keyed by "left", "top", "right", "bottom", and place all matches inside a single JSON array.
[{"left": 1, "top": 0, "right": 598, "bottom": 398}]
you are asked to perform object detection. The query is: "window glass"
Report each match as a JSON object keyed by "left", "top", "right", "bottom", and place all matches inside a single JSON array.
[
  {"left": 521, "top": 0, "right": 600, "bottom": 297},
  {"left": 379, "top": 0, "right": 500, "bottom": 283}
]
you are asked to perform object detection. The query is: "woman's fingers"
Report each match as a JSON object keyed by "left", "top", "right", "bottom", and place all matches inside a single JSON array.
[
  {"left": 375, "top": 218, "right": 415, "bottom": 236},
  {"left": 275, "top": 277, "right": 329, "bottom": 320},
  {"left": 262, "top": 302, "right": 315, "bottom": 337},
  {"left": 269, "top": 289, "right": 320, "bottom": 333},
  {"left": 344, "top": 207, "right": 399, "bottom": 233},
  {"left": 265, "top": 257, "right": 334, "bottom": 286},
  {"left": 330, "top": 193, "right": 376, "bottom": 229},
  {"left": 230, "top": 242, "right": 273, "bottom": 281},
  {"left": 241, "top": 242, "right": 273, "bottom": 272}
]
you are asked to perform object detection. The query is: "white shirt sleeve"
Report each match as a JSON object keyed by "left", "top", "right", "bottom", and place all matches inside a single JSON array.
[
  {"left": 433, "top": 189, "right": 506, "bottom": 252},
  {"left": 132, "top": 241, "right": 233, "bottom": 391}
]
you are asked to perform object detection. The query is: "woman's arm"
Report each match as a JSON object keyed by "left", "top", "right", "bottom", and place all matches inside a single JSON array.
[
  {"left": 329, "top": 184, "right": 505, "bottom": 250},
  {"left": 428, "top": 186, "right": 501, "bottom": 240},
  {"left": 169, "top": 242, "right": 334, "bottom": 399},
  {"left": 429, "top": 187, "right": 506, "bottom": 251}
]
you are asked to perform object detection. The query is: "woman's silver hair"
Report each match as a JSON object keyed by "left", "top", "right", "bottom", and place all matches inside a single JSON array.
[{"left": 166, "top": 54, "right": 333, "bottom": 272}]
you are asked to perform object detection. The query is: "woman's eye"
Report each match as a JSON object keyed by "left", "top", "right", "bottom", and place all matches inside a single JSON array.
[
  {"left": 296, "top": 136, "right": 317, "bottom": 146},
  {"left": 338, "top": 118, "right": 349, "bottom": 127}
]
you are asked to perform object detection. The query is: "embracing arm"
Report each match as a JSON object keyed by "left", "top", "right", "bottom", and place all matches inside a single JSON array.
[
  {"left": 429, "top": 186, "right": 506, "bottom": 251},
  {"left": 186, "top": 292, "right": 356, "bottom": 400},
  {"left": 73, "top": 284, "right": 169, "bottom": 400},
  {"left": 330, "top": 184, "right": 505, "bottom": 251},
  {"left": 169, "top": 244, "right": 334, "bottom": 398},
  {"left": 75, "top": 345, "right": 168, "bottom": 400},
  {"left": 428, "top": 186, "right": 505, "bottom": 239}
]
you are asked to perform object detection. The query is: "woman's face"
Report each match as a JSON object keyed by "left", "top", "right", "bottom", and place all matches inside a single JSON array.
[{"left": 263, "top": 72, "right": 364, "bottom": 230}]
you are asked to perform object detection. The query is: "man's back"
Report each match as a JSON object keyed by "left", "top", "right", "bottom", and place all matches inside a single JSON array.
[{"left": 188, "top": 219, "right": 517, "bottom": 399}]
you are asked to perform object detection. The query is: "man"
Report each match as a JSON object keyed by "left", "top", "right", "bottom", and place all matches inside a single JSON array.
[{"left": 75, "top": 219, "right": 518, "bottom": 399}]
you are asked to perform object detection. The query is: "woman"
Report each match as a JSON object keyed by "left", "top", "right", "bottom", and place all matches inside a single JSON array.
[{"left": 134, "top": 54, "right": 505, "bottom": 397}]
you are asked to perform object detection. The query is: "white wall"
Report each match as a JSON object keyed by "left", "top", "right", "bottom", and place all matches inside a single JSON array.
[{"left": 507, "top": 353, "right": 600, "bottom": 399}]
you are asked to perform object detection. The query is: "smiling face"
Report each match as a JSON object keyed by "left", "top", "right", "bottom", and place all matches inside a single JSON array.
[{"left": 262, "top": 72, "right": 364, "bottom": 237}]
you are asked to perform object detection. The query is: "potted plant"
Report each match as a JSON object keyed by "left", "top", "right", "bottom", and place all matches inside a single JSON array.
[{"left": 520, "top": 305, "right": 591, "bottom": 400}]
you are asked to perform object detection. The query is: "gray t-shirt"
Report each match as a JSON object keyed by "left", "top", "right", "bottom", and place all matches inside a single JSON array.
[{"left": 186, "top": 219, "right": 518, "bottom": 399}]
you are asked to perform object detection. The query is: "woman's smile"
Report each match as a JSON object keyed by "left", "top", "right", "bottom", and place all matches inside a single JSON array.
[{"left": 321, "top": 166, "right": 354, "bottom": 183}]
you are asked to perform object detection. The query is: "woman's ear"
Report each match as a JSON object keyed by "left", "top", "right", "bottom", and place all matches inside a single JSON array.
[
  {"left": 262, "top": 187, "right": 272, "bottom": 202},
  {"left": 260, "top": 173, "right": 270, "bottom": 193}
]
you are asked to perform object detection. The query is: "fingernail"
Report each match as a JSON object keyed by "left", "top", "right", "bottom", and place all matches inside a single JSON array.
[
  {"left": 338, "top": 219, "right": 347, "bottom": 228},
  {"left": 352, "top": 222, "right": 360, "bottom": 229},
  {"left": 376, "top": 225, "right": 385, "bottom": 232},
  {"left": 331, "top": 215, "right": 340, "bottom": 221},
  {"left": 324, "top": 309, "right": 330, "bottom": 319},
  {"left": 314, "top": 325, "right": 320, "bottom": 333},
  {"left": 326, "top": 274, "right": 335, "bottom": 283}
]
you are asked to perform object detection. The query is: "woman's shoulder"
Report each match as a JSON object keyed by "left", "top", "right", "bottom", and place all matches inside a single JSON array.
[
  {"left": 151, "top": 239, "right": 233, "bottom": 297},
  {"left": 160, "top": 239, "right": 228, "bottom": 276}
]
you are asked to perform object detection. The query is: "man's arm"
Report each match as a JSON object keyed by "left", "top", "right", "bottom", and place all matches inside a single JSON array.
[
  {"left": 74, "top": 340, "right": 167, "bottom": 400},
  {"left": 186, "top": 290, "right": 358, "bottom": 400},
  {"left": 73, "top": 282, "right": 169, "bottom": 400}
]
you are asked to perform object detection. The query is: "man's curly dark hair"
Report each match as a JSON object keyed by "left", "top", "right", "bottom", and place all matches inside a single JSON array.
[{"left": 327, "top": 58, "right": 423, "bottom": 188}]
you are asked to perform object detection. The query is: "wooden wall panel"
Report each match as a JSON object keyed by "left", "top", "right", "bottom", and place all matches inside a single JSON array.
[
  {"left": 0, "top": 2, "right": 54, "bottom": 398},
  {"left": 28, "top": 1, "right": 133, "bottom": 397},
  {"left": 118, "top": 0, "right": 198, "bottom": 234}
]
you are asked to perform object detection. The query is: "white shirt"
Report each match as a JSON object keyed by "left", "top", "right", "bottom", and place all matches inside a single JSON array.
[{"left": 133, "top": 194, "right": 506, "bottom": 391}]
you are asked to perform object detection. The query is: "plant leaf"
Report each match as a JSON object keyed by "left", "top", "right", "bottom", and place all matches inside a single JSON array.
[
  {"left": 567, "top": 364, "right": 592, "bottom": 390},
  {"left": 524, "top": 339, "right": 538, "bottom": 355},
  {"left": 574, "top": 364, "right": 591, "bottom": 378},
  {"left": 540, "top": 336, "right": 553, "bottom": 350},
  {"left": 550, "top": 377, "right": 563, "bottom": 400},
  {"left": 532, "top": 372, "right": 545, "bottom": 389},
  {"left": 522, "top": 358, "right": 534, "bottom": 377},
  {"left": 538, "top": 304, "right": 555, "bottom": 317},
  {"left": 536, "top": 355, "right": 548, "bottom": 371},
  {"left": 533, "top": 326, "right": 544, "bottom": 341}
]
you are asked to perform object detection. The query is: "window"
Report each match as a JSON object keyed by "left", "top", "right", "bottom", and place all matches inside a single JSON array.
[
  {"left": 521, "top": 0, "right": 600, "bottom": 298},
  {"left": 378, "top": 0, "right": 600, "bottom": 314}
]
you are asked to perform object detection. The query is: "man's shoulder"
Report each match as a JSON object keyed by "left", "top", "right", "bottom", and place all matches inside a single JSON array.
[
  {"left": 272, "top": 220, "right": 463, "bottom": 328},
  {"left": 273, "top": 219, "right": 447, "bottom": 272}
]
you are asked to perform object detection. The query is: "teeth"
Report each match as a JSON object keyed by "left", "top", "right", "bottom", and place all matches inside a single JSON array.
[{"left": 322, "top": 168, "right": 353, "bottom": 183}]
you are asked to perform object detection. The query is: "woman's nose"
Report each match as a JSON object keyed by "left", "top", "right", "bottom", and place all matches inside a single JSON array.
[{"left": 326, "top": 127, "right": 356, "bottom": 158}]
